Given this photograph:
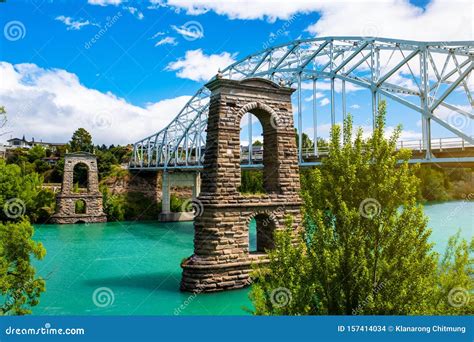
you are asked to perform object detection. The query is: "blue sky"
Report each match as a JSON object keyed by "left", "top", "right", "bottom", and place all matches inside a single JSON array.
[{"left": 0, "top": 0, "right": 472, "bottom": 145}]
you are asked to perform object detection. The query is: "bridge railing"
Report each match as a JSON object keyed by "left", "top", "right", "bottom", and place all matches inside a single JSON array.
[
  {"left": 240, "top": 136, "right": 473, "bottom": 164},
  {"left": 395, "top": 136, "right": 473, "bottom": 151},
  {"left": 129, "top": 136, "right": 473, "bottom": 169}
]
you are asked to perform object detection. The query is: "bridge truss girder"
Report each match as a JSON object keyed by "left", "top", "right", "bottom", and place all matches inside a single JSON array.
[{"left": 131, "top": 37, "right": 473, "bottom": 170}]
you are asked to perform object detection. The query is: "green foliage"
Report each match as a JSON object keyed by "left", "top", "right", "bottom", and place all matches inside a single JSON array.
[
  {"left": 0, "top": 160, "right": 55, "bottom": 223},
  {"left": 433, "top": 232, "right": 474, "bottom": 314},
  {"left": 239, "top": 170, "right": 265, "bottom": 194},
  {"left": 101, "top": 186, "right": 160, "bottom": 221},
  {"left": 0, "top": 220, "right": 46, "bottom": 315},
  {"left": 0, "top": 106, "right": 5, "bottom": 128},
  {"left": 250, "top": 101, "right": 473, "bottom": 315},
  {"left": 416, "top": 165, "right": 450, "bottom": 201},
  {"left": 415, "top": 166, "right": 473, "bottom": 201},
  {"left": 73, "top": 163, "right": 88, "bottom": 189},
  {"left": 295, "top": 130, "right": 314, "bottom": 150},
  {"left": 96, "top": 150, "right": 119, "bottom": 179},
  {"left": 74, "top": 200, "right": 86, "bottom": 214},
  {"left": 27, "top": 145, "right": 46, "bottom": 162},
  {"left": 69, "top": 128, "right": 93, "bottom": 153}
]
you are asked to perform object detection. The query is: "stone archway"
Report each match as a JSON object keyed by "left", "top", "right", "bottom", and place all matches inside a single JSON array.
[
  {"left": 180, "top": 77, "right": 302, "bottom": 292},
  {"left": 51, "top": 152, "right": 106, "bottom": 224}
]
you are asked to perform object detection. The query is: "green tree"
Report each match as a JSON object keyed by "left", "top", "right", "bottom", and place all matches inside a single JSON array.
[
  {"left": 0, "top": 106, "right": 6, "bottom": 129},
  {"left": 27, "top": 145, "right": 46, "bottom": 162},
  {"left": 250, "top": 101, "right": 473, "bottom": 315},
  {"left": 0, "top": 160, "right": 55, "bottom": 223},
  {"left": 69, "top": 128, "right": 93, "bottom": 153},
  {"left": 295, "top": 129, "right": 314, "bottom": 151},
  {"left": 0, "top": 220, "right": 46, "bottom": 315}
]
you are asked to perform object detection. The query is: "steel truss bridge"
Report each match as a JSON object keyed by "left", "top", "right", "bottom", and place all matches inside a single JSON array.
[{"left": 131, "top": 37, "right": 474, "bottom": 170}]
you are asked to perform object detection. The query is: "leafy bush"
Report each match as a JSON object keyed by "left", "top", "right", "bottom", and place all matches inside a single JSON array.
[
  {"left": 250, "top": 102, "right": 473, "bottom": 315},
  {"left": 0, "top": 160, "right": 55, "bottom": 223},
  {"left": 0, "top": 220, "right": 46, "bottom": 315}
]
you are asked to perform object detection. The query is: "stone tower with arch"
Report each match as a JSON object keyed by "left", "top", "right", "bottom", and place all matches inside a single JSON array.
[
  {"left": 181, "top": 77, "right": 302, "bottom": 292},
  {"left": 51, "top": 152, "right": 106, "bottom": 224}
]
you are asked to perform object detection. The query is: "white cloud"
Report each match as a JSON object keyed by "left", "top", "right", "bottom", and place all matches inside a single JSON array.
[
  {"left": 162, "top": 0, "right": 471, "bottom": 41},
  {"left": 320, "top": 98, "right": 330, "bottom": 106},
  {"left": 0, "top": 62, "right": 191, "bottom": 145},
  {"left": 88, "top": 0, "right": 123, "bottom": 6},
  {"left": 164, "top": 0, "right": 321, "bottom": 22},
  {"left": 304, "top": 92, "right": 324, "bottom": 102},
  {"left": 306, "top": 0, "right": 472, "bottom": 41},
  {"left": 150, "top": 31, "right": 165, "bottom": 39},
  {"left": 171, "top": 23, "right": 204, "bottom": 40},
  {"left": 55, "top": 16, "right": 97, "bottom": 31},
  {"left": 301, "top": 80, "right": 362, "bottom": 93},
  {"left": 124, "top": 6, "right": 144, "bottom": 20},
  {"left": 166, "top": 49, "right": 237, "bottom": 82},
  {"left": 155, "top": 36, "right": 178, "bottom": 47},
  {"left": 350, "top": 104, "right": 360, "bottom": 109},
  {"left": 305, "top": 123, "right": 422, "bottom": 141}
]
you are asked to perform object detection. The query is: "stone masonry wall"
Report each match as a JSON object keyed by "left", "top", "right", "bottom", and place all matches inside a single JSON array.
[{"left": 181, "top": 77, "right": 302, "bottom": 292}]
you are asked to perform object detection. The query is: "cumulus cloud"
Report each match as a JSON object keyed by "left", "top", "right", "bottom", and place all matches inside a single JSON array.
[
  {"left": 55, "top": 16, "right": 97, "bottom": 30},
  {"left": 306, "top": 0, "right": 472, "bottom": 41},
  {"left": 0, "top": 62, "right": 191, "bottom": 145},
  {"left": 162, "top": 0, "right": 471, "bottom": 41},
  {"left": 166, "top": 49, "right": 237, "bottom": 82},
  {"left": 164, "top": 0, "right": 321, "bottom": 22}
]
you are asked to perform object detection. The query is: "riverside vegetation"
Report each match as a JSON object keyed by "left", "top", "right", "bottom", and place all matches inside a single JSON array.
[
  {"left": 249, "top": 102, "right": 473, "bottom": 315},
  {"left": 1, "top": 104, "right": 472, "bottom": 315}
]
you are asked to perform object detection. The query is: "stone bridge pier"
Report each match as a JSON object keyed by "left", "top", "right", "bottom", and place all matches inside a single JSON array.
[{"left": 180, "top": 77, "right": 302, "bottom": 292}]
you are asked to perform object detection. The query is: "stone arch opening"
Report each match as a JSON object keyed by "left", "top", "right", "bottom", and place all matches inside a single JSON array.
[
  {"left": 237, "top": 102, "right": 281, "bottom": 194},
  {"left": 75, "top": 199, "right": 87, "bottom": 214},
  {"left": 248, "top": 212, "right": 276, "bottom": 254},
  {"left": 73, "top": 162, "right": 89, "bottom": 192},
  {"left": 239, "top": 112, "right": 264, "bottom": 194}
]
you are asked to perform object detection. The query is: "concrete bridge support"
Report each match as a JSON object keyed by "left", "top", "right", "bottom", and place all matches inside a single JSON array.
[
  {"left": 180, "top": 77, "right": 302, "bottom": 293},
  {"left": 158, "top": 171, "right": 201, "bottom": 222}
]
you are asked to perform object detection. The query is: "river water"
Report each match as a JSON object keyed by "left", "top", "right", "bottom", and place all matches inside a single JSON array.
[{"left": 31, "top": 201, "right": 473, "bottom": 315}]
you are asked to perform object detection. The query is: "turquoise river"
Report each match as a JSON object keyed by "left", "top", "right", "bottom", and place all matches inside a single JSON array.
[{"left": 31, "top": 200, "right": 473, "bottom": 315}]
